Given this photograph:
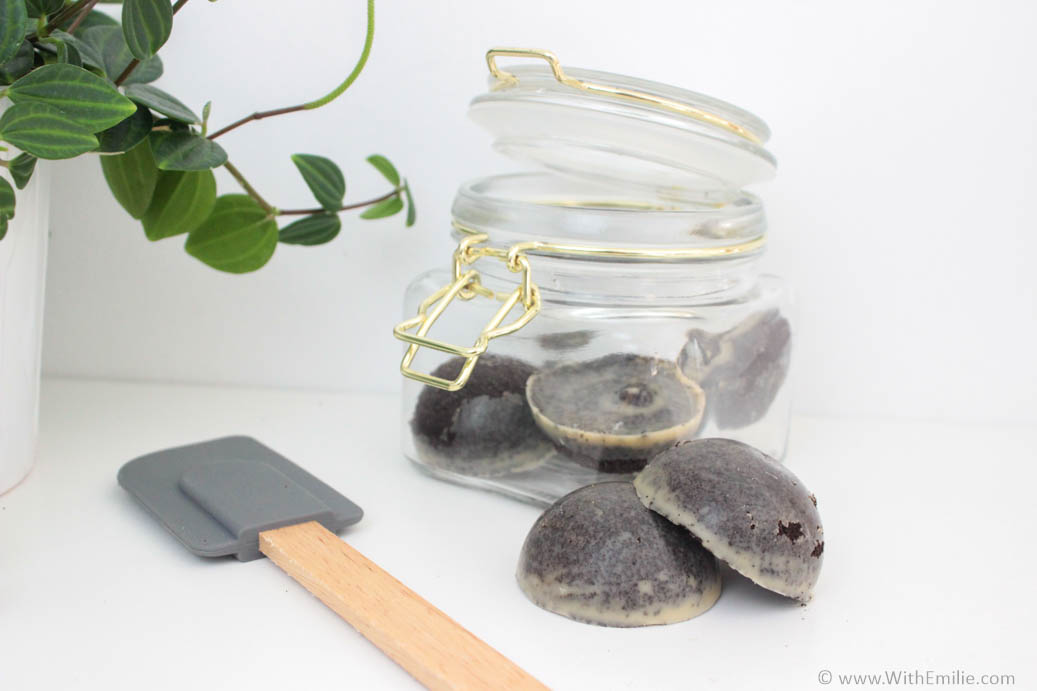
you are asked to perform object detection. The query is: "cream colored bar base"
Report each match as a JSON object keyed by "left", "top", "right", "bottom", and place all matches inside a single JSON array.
[{"left": 518, "top": 571, "right": 721, "bottom": 627}]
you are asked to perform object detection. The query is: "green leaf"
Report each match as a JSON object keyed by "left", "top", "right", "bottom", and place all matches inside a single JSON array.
[
  {"left": 290, "top": 153, "right": 344, "bottom": 212},
  {"left": 403, "top": 181, "right": 416, "bottom": 227},
  {"left": 142, "top": 169, "right": 216, "bottom": 241},
  {"left": 96, "top": 103, "right": 153, "bottom": 152},
  {"left": 0, "top": 174, "right": 13, "bottom": 240},
  {"left": 9, "top": 153, "right": 37, "bottom": 189},
  {"left": 0, "top": 40, "right": 33, "bottom": 85},
  {"left": 37, "top": 34, "right": 84, "bottom": 67},
  {"left": 124, "top": 84, "right": 198, "bottom": 123},
  {"left": 0, "top": 102, "right": 98, "bottom": 159},
  {"left": 278, "top": 213, "right": 341, "bottom": 246},
  {"left": 0, "top": 0, "right": 28, "bottom": 65},
  {"left": 366, "top": 154, "right": 400, "bottom": 186},
  {"left": 0, "top": 175, "right": 14, "bottom": 219},
  {"left": 25, "top": 0, "right": 64, "bottom": 18},
  {"left": 185, "top": 194, "right": 278, "bottom": 273},
  {"left": 100, "top": 139, "right": 159, "bottom": 218},
  {"left": 121, "top": 54, "right": 161, "bottom": 85},
  {"left": 200, "top": 101, "right": 211, "bottom": 135},
  {"left": 82, "top": 25, "right": 163, "bottom": 85},
  {"left": 67, "top": 9, "right": 119, "bottom": 35},
  {"left": 122, "top": 0, "right": 172, "bottom": 60},
  {"left": 50, "top": 30, "right": 105, "bottom": 70},
  {"left": 8, "top": 64, "right": 137, "bottom": 132},
  {"left": 149, "top": 130, "right": 227, "bottom": 170},
  {"left": 58, "top": 38, "right": 82, "bottom": 66},
  {"left": 360, "top": 195, "right": 403, "bottom": 220}
]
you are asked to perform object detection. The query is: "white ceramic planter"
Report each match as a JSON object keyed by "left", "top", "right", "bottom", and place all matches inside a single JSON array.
[{"left": 0, "top": 159, "right": 49, "bottom": 494}]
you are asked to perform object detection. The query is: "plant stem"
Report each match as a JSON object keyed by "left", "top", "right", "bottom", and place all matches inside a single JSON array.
[
  {"left": 207, "top": 0, "right": 374, "bottom": 141},
  {"left": 277, "top": 186, "right": 403, "bottom": 216},
  {"left": 223, "top": 161, "right": 275, "bottom": 215},
  {"left": 115, "top": 0, "right": 190, "bottom": 86},
  {"left": 65, "top": 0, "right": 101, "bottom": 35},
  {"left": 300, "top": 0, "right": 375, "bottom": 110},
  {"left": 114, "top": 59, "right": 139, "bottom": 86},
  {"left": 29, "top": 0, "right": 91, "bottom": 40},
  {"left": 206, "top": 105, "right": 308, "bottom": 140}
]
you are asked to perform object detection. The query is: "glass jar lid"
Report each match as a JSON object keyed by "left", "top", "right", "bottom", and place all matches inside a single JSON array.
[{"left": 469, "top": 49, "right": 777, "bottom": 202}]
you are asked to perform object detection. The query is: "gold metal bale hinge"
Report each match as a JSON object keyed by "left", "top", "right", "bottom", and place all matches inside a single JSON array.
[
  {"left": 393, "top": 233, "right": 541, "bottom": 391},
  {"left": 485, "top": 48, "right": 763, "bottom": 146},
  {"left": 394, "top": 226, "right": 767, "bottom": 391}
]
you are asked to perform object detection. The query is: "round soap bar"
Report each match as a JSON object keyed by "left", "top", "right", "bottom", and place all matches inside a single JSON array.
[
  {"left": 411, "top": 355, "right": 551, "bottom": 477},
  {"left": 634, "top": 438, "right": 823, "bottom": 601},
  {"left": 517, "top": 482, "right": 721, "bottom": 627},
  {"left": 526, "top": 353, "right": 705, "bottom": 473},
  {"left": 677, "top": 309, "right": 791, "bottom": 428}
]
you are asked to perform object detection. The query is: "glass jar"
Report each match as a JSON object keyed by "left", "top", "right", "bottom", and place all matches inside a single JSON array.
[{"left": 395, "top": 49, "right": 792, "bottom": 506}]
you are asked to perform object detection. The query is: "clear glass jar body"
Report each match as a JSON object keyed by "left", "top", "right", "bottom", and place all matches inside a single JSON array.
[{"left": 399, "top": 176, "right": 792, "bottom": 506}]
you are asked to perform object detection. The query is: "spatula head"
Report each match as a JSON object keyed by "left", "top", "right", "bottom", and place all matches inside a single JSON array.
[{"left": 119, "top": 436, "right": 363, "bottom": 561}]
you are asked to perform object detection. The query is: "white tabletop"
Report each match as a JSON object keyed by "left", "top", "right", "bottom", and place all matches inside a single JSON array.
[{"left": 2, "top": 379, "right": 1033, "bottom": 690}]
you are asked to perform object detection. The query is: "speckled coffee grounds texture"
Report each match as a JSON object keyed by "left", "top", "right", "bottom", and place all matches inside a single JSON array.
[
  {"left": 549, "top": 448, "right": 649, "bottom": 475},
  {"left": 634, "top": 438, "right": 823, "bottom": 601},
  {"left": 410, "top": 354, "right": 551, "bottom": 477},
  {"left": 517, "top": 482, "right": 721, "bottom": 627},
  {"left": 537, "top": 329, "right": 596, "bottom": 351}
]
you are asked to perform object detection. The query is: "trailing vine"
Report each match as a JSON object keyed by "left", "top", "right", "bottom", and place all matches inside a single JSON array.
[{"left": 0, "top": 0, "right": 412, "bottom": 271}]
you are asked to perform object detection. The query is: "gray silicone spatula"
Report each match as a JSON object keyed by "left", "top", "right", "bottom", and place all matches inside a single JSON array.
[{"left": 118, "top": 436, "right": 545, "bottom": 691}]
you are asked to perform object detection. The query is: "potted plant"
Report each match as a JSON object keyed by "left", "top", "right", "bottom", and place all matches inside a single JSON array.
[{"left": 0, "top": 0, "right": 411, "bottom": 492}]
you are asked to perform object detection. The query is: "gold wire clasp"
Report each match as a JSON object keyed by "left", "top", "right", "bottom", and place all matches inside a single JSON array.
[
  {"left": 485, "top": 47, "right": 763, "bottom": 145},
  {"left": 393, "top": 234, "right": 541, "bottom": 391}
]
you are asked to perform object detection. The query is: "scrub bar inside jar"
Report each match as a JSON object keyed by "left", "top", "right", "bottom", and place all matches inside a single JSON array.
[
  {"left": 525, "top": 354, "right": 706, "bottom": 473},
  {"left": 410, "top": 355, "right": 552, "bottom": 477}
]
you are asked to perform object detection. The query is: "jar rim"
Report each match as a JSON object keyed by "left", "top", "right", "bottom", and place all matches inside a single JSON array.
[{"left": 451, "top": 172, "right": 766, "bottom": 260}]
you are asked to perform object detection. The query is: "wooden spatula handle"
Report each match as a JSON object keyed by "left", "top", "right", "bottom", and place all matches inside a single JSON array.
[{"left": 259, "top": 521, "right": 546, "bottom": 690}]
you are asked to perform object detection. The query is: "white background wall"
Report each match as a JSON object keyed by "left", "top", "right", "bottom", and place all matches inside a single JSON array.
[{"left": 41, "top": 0, "right": 1037, "bottom": 424}]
